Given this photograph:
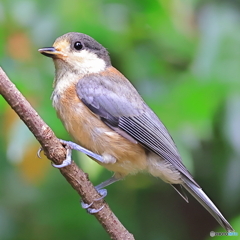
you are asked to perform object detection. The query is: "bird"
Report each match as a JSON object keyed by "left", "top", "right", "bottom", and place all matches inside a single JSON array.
[{"left": 38, "top": 32, "right": 234, "bottom": 232}]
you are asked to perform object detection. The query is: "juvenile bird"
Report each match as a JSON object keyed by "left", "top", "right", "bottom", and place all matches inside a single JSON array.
[{"left": 39, "top": 32, "right": 234, "bottom": 232}]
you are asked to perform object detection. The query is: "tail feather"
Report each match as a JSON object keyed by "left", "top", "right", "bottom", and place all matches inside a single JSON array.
[
  {"left": 181, "top": 176, "right": 234, "bottom": 232},
  {"left": 171, "top": 184, "right": 189, "bottom": 203}
]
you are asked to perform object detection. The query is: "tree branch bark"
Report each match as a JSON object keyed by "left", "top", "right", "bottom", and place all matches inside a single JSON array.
[{"left": 0, "top": 67, "right": 134, "bottom": 240}]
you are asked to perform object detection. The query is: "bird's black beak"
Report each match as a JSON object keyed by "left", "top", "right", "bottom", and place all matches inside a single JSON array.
[{"left": 38, "top": 47, "right": 63, "bottom": 58}]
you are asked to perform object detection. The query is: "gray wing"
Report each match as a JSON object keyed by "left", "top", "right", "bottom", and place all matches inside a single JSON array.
[{"left": 77, "top": 72, "right": 198, "bottom": 186}]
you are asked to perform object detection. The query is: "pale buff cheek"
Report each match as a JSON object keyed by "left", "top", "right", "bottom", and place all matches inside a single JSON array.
[
  {"left": 70, "top": 50, "right": 106, "bottom": 74},
  {"left": 53, "top": 49, "right": 106, "bottom": 81}
]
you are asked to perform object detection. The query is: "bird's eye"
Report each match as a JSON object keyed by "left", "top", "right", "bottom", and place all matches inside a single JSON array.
[{"left": 74, "top": 41, "right": 83, "bottom": 50}]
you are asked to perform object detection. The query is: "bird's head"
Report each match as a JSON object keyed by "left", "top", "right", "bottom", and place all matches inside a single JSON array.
[{"left": 39, "top": 32, "right": 111, "bottom": 76}]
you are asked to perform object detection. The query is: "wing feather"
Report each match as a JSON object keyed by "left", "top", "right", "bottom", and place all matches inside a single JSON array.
[{"left": 77, "top": 69, "right": 198, "bottom": 186}]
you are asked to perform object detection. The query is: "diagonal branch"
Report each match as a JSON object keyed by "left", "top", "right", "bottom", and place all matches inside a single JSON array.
[{"left": 0, "top": 67, "right": 134, "bottom": 240}]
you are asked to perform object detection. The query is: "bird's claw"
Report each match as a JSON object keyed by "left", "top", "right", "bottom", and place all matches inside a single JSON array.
[
  {"left": 81, "top": 201, "right": 93, "bottom": 209},
  {"left": 52, "top": 148, "right": 72, "bottom": 168},
  {"left": 37, "top": 147, "right": 43, "bottom": 158},
  {"left": 80, "top": 188, "right": 107, "bottom": 214},
  {"left": 81, "top": 200, "right": 104, "bottom": 213},
  {"left": 87, "top": 205, "right": 104, "bottom": 214},
  {"left": 81, "top": 201, "right": 105, "bottom": 214},
  {"left": 95, "top": 189, "right": 107, "bottom": 200}
]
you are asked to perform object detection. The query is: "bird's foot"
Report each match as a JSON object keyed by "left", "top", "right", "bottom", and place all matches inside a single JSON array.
[
  {"left": 52, "top": 147, "right": 72, "bottom": 168},
  {"left": 37, "top": 145, "right": 72, "bottom": 168},
  {"left": 81, "top": 189, "right": 107, "bottom": 214}
]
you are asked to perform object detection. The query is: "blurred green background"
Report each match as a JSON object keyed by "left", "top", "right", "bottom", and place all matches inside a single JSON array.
[{"left": 0, "top": 0, "right": 240, "bottom": 239}]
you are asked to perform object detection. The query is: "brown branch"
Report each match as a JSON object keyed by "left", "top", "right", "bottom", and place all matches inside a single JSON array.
[{"left": 0, "top": 67, "right": 134, "bottom": 240}]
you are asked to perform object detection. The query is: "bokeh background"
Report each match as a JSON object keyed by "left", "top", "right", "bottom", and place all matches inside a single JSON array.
[{"left": 1, "top": 0, "right": 240, "bottom": 239}]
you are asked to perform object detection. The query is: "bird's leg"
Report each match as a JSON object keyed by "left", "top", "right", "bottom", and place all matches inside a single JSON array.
[
  {"left": 95, "top": 175, "right": 120, "bottom": 197},
  {"left": 38, "top": 140, "right": 104, "bottom": 167},
  {"left": 44, "top": 139, "right": 121, "bottom": 213},
  {"left": 56, "top": 139, "right": 104, "bottom": 166}
]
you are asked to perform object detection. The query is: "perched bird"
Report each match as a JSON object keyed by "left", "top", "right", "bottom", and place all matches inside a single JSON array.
[{"left": 39, "top": 32, "right": 234, "bottom": 232}]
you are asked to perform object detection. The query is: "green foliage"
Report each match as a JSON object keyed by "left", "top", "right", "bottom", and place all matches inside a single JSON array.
[{"left": 0, "top": 0, "right": 240, "bottom": 239}]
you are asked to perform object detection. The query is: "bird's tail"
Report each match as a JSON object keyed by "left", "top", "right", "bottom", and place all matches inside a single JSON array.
[{"left": 182, "top": 176, "right": 234, "bottom": 232}]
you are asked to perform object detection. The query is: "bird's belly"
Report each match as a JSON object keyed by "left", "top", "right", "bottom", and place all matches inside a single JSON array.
[{"left": 53, "top": 93, "right": 147, "bottom": 177}]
